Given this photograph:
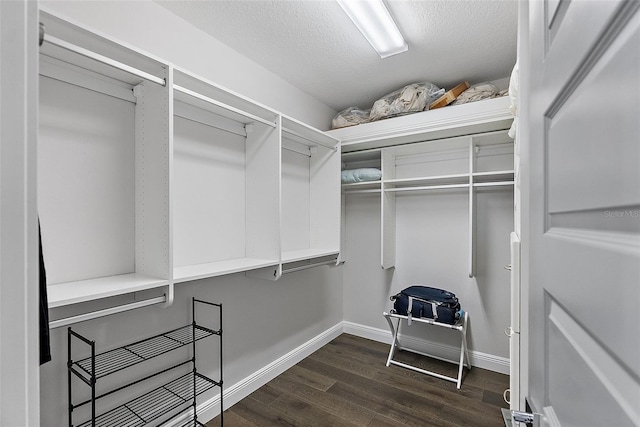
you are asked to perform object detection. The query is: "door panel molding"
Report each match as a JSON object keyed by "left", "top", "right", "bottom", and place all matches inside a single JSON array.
[
  {"left": 547, "top": 297, "right": 638, "bottom": 424},
  {"left": 544, "top": 10, "right": 640, "bottom": 229},
  {"left": 546, "top": 0, "right": 570, "bottom": 49},
  {"left": 542, "top": 0, "right": 635, "bottom": 99}
]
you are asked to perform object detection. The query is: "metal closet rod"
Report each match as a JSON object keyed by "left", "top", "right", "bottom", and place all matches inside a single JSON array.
[
  {"left": 174, "top": 84, "right": 277, "bottom": 129},
  {"left": 282, "top": 127, "right": 338, "bottom": 152},
  {"left": 281, "top": 258, "right": 338, "bottom": 274},
  {"left": 43, "top": 34, "right": 166, "bottom": 86},
  {"left": 174, "top": 112, "right": 246, "bottom": 138},
  {"left": 49, "top": 295, "right": 166, "bottom": 329},
  {"left": 282, "top": 144, "right": 312, "bottom": 157}
]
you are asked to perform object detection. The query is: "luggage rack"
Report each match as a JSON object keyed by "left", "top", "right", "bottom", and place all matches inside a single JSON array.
[{"left": 383, "top": 310, "right": 470, "bottom": 389}]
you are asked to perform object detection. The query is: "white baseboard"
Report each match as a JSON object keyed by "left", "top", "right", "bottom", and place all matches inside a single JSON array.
[
  {"left": 169, "top": 322, "right": 343, "bottom": 425},
  {"left": 342, "top": 320, "right": 393, "bottom": 344},
  {"left": 343, "top": 321, "right": 510, "bottom": 375},
  {"left": 171, "top": 320, "right": 508, "bottom": 424}
]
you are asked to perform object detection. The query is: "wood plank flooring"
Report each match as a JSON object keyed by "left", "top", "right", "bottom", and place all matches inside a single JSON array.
[{"left": 206, "top": 334, "right": 509, "bottom": 426}]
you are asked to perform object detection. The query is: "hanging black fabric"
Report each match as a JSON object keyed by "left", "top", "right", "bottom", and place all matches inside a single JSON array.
[{"left": 39, "top": 221, "right": 51, "bottom": 364}]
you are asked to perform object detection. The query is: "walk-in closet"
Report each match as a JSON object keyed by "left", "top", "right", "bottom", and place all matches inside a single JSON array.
[{"left": 1, "top": 1, "right": 638, "bottom": 426}]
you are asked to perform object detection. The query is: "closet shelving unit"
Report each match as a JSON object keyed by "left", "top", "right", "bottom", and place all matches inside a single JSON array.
[
  {"left": 172, "top": 67, "right": 281, "bottom": 283},
  {"left": 331, "top": 97, "right": 514, "bottom": 276},
  {"left": 171, "top": 70, "right": 341, "bottom": 283},
  {"left": 38, "top": 10, "right": 172, "bottom": 325},
  {"left": 249, "top": 115, "right": 341, "bottom": 279},
  {"left": 280, "top": 115, "right": 341, "bottom": 273},
  {"left": 40, "top": 8, "right": 342, "bottom": 326},
  {"left": 341, "top": 150, "right": 383, "bottom": 196},
  {"left": 67, "top": 298, "right": 222, "bottom": 427}
]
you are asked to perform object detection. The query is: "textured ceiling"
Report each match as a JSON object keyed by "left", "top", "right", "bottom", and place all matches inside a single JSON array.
[{"left": 154, "top": 0, "right": 518, "bottom": 112}]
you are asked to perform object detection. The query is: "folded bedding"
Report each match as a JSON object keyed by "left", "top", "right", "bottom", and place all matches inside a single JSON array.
[{"left": 341, "top": 168, "right": 382, "bottom": 184}]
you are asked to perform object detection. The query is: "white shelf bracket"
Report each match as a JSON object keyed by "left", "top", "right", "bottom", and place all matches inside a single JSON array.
[{"left": 133, "top": 83, "right": 144, "bottom": 98}]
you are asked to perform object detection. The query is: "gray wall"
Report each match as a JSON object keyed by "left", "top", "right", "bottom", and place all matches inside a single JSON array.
[
  {"left": 41, "top": 270, "right": 343, "bottom": 425},
  {"left": 343, "top": 189, "right": 513, "bottom": 365}
]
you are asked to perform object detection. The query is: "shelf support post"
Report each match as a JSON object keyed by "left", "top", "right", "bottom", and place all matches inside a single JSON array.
[
  {"left": 192, "top": 297, "right": 197, "bottom": 425},
  {"left": 219, "top": 303, "right": 224, "bottom": 426},
  {"left": 91, "top": 339, "right": 96, "bottom": 427},
  {"left": 468, "top": 140, "right": 477, "bottom": 278},
  {"left": 67, "top": 328, "right": 73, "bottom": 427}
]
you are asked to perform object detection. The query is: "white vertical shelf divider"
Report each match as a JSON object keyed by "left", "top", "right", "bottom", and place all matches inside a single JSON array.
[
  {"left": 39, "top": 9, "right": 173, "bottom": 323},
  {"left": 134, "top": 65, "right": 174, "bottom": 305},
  {"left": 468, "top": 139, "right": 477, "bottom": 278},
  {"left": 308, "top": 121, "right": 341, "bottom": 261},
  {"left": 279, "top": 115, "right": 341, "bottom": 275},
  {"left": 246, "top": 115, "right": 282, "bottom": 266},
  {"left": 381, "top": 150, "right": 397, "bottom": 269},
  {"left": 331, "top": 99, "right": 515, "bottom": 278},
  {"left": 339, "top": 192, "right": 347, "bottom": 264},
  {"left": 245, "top": 114, "right": 284, "bottom": 281}
]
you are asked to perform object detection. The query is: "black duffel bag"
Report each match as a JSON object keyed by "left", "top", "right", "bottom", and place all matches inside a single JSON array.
[{"left": 391, "top": 285, "right": 461, "bottom": 325}]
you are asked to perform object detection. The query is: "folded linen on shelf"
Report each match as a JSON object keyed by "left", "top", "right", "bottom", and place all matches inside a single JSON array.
[{"left": 341, "top": 168, "right": 382, "bottom": 184}]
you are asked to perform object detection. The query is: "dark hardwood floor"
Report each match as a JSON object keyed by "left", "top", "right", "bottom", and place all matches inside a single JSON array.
[{"left": 206, "top": 333, "right": 509, "bottom": 426}]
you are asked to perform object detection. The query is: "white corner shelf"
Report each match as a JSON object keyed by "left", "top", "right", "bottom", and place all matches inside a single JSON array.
[
  {"left": 329, "top": 96, "right": 513, "bottom": 153},
  {"left": 332, "top": 97, "right": 515, "bottom": 276}
]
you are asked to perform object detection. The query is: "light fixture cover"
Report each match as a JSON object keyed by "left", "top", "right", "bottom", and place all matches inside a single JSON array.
[{"left": 336, "top": 0, "right": 408, "bottom": 58}]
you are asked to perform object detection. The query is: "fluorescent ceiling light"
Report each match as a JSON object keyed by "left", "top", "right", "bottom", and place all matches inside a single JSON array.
[{"left": 336, "top": 0, "right": 408, "bottom": 59}]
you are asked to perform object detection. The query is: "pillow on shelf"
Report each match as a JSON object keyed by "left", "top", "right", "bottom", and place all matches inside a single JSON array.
[{"left": 341, "top": 168, "right": 382, "bottom": 184}]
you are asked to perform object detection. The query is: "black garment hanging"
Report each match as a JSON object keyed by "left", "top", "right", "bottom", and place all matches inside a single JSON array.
[{"left": 39, "top": 221, "right": 51, "bottom": 364}]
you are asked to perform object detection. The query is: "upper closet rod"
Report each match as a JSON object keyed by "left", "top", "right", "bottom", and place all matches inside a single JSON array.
[
  {"left": 282, "top": 127, "right": 338, "bottom": 152},
  {"left": 43, "top": 34, "right": 166, "bottom": 86},
  {"left": 174, "top": 112, "right": 246, "bottom": 138},
  {"left": 174, "top": 84, "right": 277, "bottom": 129}
]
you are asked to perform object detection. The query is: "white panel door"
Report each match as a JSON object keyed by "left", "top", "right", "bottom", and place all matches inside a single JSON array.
[{"left": 524, "top": 1, "right": 640, "bottom": 425}]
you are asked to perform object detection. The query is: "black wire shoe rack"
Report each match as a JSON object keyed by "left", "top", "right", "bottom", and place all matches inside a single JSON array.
[{"left": 67, "top": 298, "right": 223, "bottom": 426}]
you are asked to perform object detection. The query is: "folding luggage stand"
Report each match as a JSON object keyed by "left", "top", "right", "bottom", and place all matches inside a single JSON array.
[{"left": 383, "top": 310, "right": 470, "bottom": 389}]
